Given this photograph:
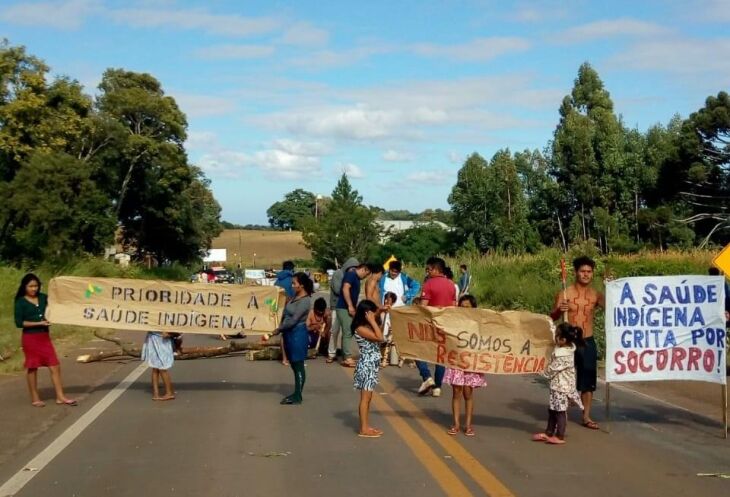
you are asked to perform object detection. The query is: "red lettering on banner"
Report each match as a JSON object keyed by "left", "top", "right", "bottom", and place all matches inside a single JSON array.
[
  {"left": 503, "top": 355, "right": 514, "bottom": 373},
  {"left": 408, "top": 322, "right": 419, "bottom": 340},
  {"left": 458, "top": 351, "right": 471, "bottom": 370},
  {"left": 478, "top": 353, "right": 491, "bottom": 372},
  {"left": 687, "top": 347, "right": 701, "bottom": 371},
  {"left": 447, "top": 349, "right": 458, "bottom": 365},
  {"left": 436, "top": 327, "right": 446, "bottom": 344},
  {"left": 512, "top": 355, "right": 526, "bottom": 373},
  {"left": 627, "top": 351, "right": 638, "bottom": 373},
  {"left": 436, "top": 344, "right": 446, "bottom": 363},
  {"left": 656, "top": 349, "right": 668, "bottom": 370},
  {"left": 702, "top": 349, "right": 715, "bottom": 372},
  {"left": 670, "top": 347, "right": 687, "bottom": 370},
  {"left": 639, "top": 350, "right": 654, "bottom": 372},
  {"left": 614, "top": 351, "right": 626, "bottom": 374}
]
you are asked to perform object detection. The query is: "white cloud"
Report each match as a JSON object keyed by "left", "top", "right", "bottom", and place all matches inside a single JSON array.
[
  {"left": 288, "top": 44, "right": 393, "bottom": 69},
  {"left": 194, "top": 137, "right": 324, "bottom": 180},
  {"left": 171, "top": 93, "right": 234, "bottom": 118},
  {"left": 0, "top": 0, "right": 99, "bottom": 29},
  {"left": 448, "top": 151, "right": 465, "bottom": 164},
  {"left": 109, "top": 7, "right": 281, "bottom": 37},
  {"left": 693, "top": 0, "right": 730, "bottom": 22},
  {"left": 507, "top": 1, "right": 574, "bottom": 23},
  {"left": 194, "top": 44, "right": 275, "bottom": 60},
  {"left": 555, "top": 18, "right": 671, "bottom": 44},
  {"left": 257, "top": 105, "right": 448, "bottom": 141},
  {"left": 609, "top": 37, "right": 730, "bottom": 78},
  {"left": 186, "top": 131, "right": 219, "bottom": 151},
  {"left": 405, "top": 170, "right": 451, "bottom": 184},
  {"left": 248, "top": 74, "right": 553, "bottom": 143},
  {"left": 279, "top": 22, "right": 329, "bottom": 47},
  {"left": 410, "top": 37, "right": 531, "bottom": 61},
  {"left": 271, "top": 139, "right": 330, "bottom": 157},
  {"left": 338, "top": 163, "right": 364, "bottom": 179},
  {"left": 383, "top": 150, "right": 414, "bottom": 162},
  {"left": 251, "top": 149, "right": 322, "bottom": 180}
]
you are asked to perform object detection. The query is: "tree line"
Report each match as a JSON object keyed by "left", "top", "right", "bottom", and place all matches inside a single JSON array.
[
  {"left": 270, "top": 63, "right": 729, "bottom": 268},
  {"left": 450, "top": 63, "right": 729, "bottom": 254},
  {"left": 0, "top": 40, "right": 222, "bottom": 264}
]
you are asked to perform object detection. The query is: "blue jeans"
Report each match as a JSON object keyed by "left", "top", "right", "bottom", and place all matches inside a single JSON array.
[{"left": 416, "top": 361, "right": 444, "bottom": 388}]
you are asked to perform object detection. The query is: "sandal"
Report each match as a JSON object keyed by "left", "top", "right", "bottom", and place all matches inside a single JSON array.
[
  {"left": 31, "top": 400, "right": 45, "bottom": 408},
  {"left": 464, "top": 427, "right": 475, "bottom": 437},
  {"left": 56, "top": 399, "right": 78, "bottom": 406},
  {"left": 357, "top": 432, "right": 381, "bottom": 438},
  {"left": 326, "top": 357, "right": 335, "bottom": 364},
  {"left": 582, "top": 420, "right": 600, "bottom": 430},
  {"left": 531, "top": 433, "right": 549, "bottom": 442},
  {"left": 447, "top": 426, "right": 459, "bottom": 436},
  {"left": 341, "top": 359, "right": 356, "bottom": 368},
  {"left": 545, "top": 436, "right": 566, "bottom": 445}
]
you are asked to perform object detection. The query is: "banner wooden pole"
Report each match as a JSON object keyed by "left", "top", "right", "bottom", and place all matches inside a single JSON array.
[
  {"left": 723, "top": 384, "right": 728, "bottom": 440},
  {"left": 560, "top": 258, "right": 568, "bottom": 322},
  {"left": 605, "top": 382, "right": 611, "bottom": 434}
]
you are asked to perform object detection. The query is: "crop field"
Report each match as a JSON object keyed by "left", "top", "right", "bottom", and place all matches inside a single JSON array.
[{"left": 210, "top": 229, "right": 311, "bottom": 268}]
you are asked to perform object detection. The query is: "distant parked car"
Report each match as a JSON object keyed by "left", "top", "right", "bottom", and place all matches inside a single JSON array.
[{"left": 212, "top": 268, "right": 235, "bottom": 284}]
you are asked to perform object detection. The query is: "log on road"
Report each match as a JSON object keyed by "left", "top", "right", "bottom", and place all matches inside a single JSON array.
[{"left": 76, "top": 331, "right": 283, "bottom": 363}]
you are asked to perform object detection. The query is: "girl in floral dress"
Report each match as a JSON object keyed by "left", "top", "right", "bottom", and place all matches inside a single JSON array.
[
  {"left": 444, "top": 295, "right": 487, "bottom": 436},
  {"left": 532, "top": 323, "right": 584, "bottom": 444},
  {"left": 352, "top": 300, "right": 384, "bottom": 438}
]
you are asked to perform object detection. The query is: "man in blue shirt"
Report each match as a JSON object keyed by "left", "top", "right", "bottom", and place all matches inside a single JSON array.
[
  {"left": 337, "top": 262, "right": 377, "bottom": 367},
  {"left": 275, "top": 261, "right": 295, "bottom": 299}
]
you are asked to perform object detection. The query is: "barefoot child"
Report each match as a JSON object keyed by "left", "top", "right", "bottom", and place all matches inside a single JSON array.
[
  {"left": 380, "top": 291, "right": 397, "bottom": 367},
  {"left": 142, "top": 331, "right": 175, "bottom": 401},
  {"left": 532, "top": 323, "right": 585, "bottom": 444},
  {"left": 352, "top": 300, "right": 384, "bottom": 438},
  {"left": 444, "top": 295, "right": 487, "bottom": 436},
  {"left": 306, "top": 297, "right": 332, "bottom": 356}
]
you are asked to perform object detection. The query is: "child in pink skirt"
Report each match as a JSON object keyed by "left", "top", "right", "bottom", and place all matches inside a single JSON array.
[{"left": 444, "top": 295, "right": 486, "bottom": 436}]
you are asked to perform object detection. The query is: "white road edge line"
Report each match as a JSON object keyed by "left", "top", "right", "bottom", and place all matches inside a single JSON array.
[{"left": 0, "top": 362, "right": 148, "bottom": 497}]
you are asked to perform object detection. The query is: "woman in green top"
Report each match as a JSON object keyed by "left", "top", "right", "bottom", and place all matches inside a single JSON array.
[{"left": 14, "top": 273, "right": 76, "bottom": 407}]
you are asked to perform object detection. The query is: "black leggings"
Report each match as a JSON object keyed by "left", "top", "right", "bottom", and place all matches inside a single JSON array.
[
  {"left": 290, "top": 360, "right": 306, "bottom": 401},
  {"left": 546, "top": 409, "right": 567, "bottom": 439}
]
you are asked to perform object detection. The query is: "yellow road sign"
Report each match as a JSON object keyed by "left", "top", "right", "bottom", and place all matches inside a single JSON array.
[{"left": 712, "top": 243, "right": 730, "bottom": 275}]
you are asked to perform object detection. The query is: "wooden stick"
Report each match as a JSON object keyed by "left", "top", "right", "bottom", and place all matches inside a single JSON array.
[
  {"left": 605, "top": 382, "right": 611, "bottom": 434},
  {"left": 723, "top": 384, "right": 728, "bottom": 440}
]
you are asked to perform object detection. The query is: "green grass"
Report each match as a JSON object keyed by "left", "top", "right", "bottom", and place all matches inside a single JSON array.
[{"left": 0, "top": 258, "right": 193, "bottom": 373}]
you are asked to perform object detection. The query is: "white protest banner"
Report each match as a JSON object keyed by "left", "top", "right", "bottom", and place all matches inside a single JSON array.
[
  {"left": 605, "top": 275, "right": 726, "bottom": 384},
  {"left": 390, "top": 306, "right": 554, "bottom": 374},
  {"left": 46, "top": 277, "right": 285, "bottom": 335}
]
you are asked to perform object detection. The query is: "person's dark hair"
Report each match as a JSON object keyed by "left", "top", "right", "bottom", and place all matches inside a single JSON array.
[
  {"left": 283, "top": 261, "right": 295, "bottom": 271},
  {"left": 351, "top": 299, "right": 379, "bottom": 332},
  {"left": 458, "top": 295, "right": 477, "bottom": 308},
  {"left": 556, "top": 323, "right": 585, "bottom": 348},
  {"left": 444, "top": 266, "right": 454, "bottom": 280},
  {"left": 16, "top": 273, "right": 41, "bottom": 301},
  {"left": 383, "top": 291, "right": 398, "bottom": 305},
  {"left": 709, "top": 267, "right": 720, "bottom": 276},
  {"left": 572, "top": 256, "right": 595, "bottom": 271},
  {"left": 460, "top": 264, "right": 467, "bottom": 271},
  {"left": 389, "top": 260, "right": 402, "bottom": 272},
  {"left": 293, "top": 272, "right": 314, "bottom": 295},
  {"left": 367, "top": 263, "right": 383, "bottom": 274},
  {"left": 313, "top": 297, "right": 327, "bottom": 313},
  {"left": 426, "top": 256, "right": 446, "bottom": 273}
]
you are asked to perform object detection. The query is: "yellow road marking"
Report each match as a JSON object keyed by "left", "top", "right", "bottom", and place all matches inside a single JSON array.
[
  {"left": 379, "top": 376, "right": 517, "bottom": 497},
  {"left": 342, "top": 368, "right": 474, "bottom": 497}
]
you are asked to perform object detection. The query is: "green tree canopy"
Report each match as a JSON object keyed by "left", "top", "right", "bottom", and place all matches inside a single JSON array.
[{"left": 302, "top": 174, "right": 379, "bottom": 268}]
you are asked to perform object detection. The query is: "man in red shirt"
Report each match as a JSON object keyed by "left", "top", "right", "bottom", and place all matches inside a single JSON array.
[{"left": 416, "top": 257, "right": 456, "bottom": 397}]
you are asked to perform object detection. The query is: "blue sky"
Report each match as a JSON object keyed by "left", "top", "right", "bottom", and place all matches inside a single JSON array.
[{"left": 1, "top": 0, "right": 729, "bottom": 224}]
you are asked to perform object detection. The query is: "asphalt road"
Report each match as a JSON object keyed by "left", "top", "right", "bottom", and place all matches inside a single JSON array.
[{"left": 0, "top": 336, "right": 728, "bottom": 497}]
